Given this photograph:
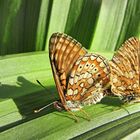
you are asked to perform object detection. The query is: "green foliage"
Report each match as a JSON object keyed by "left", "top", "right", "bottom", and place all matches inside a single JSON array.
[
  {"left": 0, "top": 0, "right": 140, "bottom": 139},
  {"left": 0, "top": 0, "right": 140, "bottom": 54},
  {"left": 0, "top": 52, "right": 140, "bottom": 139}
]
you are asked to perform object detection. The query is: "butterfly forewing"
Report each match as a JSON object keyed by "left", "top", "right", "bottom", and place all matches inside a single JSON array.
[
  {"left": 109, "top": 37, "right": 140, "bottom": 102},
  {"left": 49, "top": 33, "right": 87, "bottom": 109}
]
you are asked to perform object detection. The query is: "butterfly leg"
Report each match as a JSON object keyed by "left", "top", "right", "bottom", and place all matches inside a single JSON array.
[
  {"left": 79, "top": 108, "right": 91, "bottom": 121},
  {"left": 65, "top": 108, "right": 79, "bottom": 122},
  {"left": 64, "top": 105, "right": 79, "bottom": 122}
]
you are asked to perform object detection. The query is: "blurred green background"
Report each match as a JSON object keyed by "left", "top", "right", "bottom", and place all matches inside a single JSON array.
[{"left": 0, "top": 0, "right": 139, "bottom": 55}]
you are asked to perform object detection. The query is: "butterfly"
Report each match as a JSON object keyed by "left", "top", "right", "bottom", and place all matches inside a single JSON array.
[
  {"left": 49, "top": 32, "right": 110, "bottom": 120},
  {"left": 109, "top": 37, "right": 140, "bottom": 103}
]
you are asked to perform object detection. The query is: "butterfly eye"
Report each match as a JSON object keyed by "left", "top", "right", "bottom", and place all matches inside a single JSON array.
[{"left": 98, "top": 74, "right": 101, "bottom": 77}]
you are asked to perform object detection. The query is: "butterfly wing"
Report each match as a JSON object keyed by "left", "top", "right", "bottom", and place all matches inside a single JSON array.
[
  {"left": 49, "top": 33, "right": 87, "bottom": 108},
  {"left": 66, "top": 53, "right": 110, "bottom": 105},
  {"left": 109, "top": 37, "right": 140, "bottom": 102}
]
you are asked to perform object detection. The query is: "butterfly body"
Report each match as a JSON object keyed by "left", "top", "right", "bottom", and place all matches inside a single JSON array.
[{"left": 49, "top": 33, "right": 110, "bottom": 111}]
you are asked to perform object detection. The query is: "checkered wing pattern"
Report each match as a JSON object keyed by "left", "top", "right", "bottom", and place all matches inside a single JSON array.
[
  {"left": 49, "top": 33, "right": 110, "bottom": 111},
  {"left": 109, "top": 37, "right": 140, "bottom": 102},
  {"left": 66, "top": 54, "right": 110, "bottom": 106}
]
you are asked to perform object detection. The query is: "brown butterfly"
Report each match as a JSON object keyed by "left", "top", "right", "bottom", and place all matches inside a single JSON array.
[
  {"left": 109, "top": 37, "right": 140, "bottom": 103},
  {"left": 48, "top": 32, "right": 110, "bottom": 120}
]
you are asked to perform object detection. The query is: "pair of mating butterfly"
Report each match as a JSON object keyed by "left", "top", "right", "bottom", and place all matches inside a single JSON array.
[{"left": 36, "top": 32, "right": 140, "bottom": 121}]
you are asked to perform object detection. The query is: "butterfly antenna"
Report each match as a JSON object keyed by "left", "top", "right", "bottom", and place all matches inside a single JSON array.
[
  {"left": 34, "top": 80, "right": 56, "bottom": 113},
  {"left": 34, "top": 102, "right": 55, "bottom": 113},
  {"left": 36, "top": 80, "right": 51, "bottom": 92}
]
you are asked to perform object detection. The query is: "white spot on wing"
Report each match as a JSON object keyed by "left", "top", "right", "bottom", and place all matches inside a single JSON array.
[
  {"left": 103, "top": 68, "right": 108, "bottom": 74},
  {"left": 95, "top": 83, "right": 102, "bottom": 88},
  {"left": 90, "top": 55, "right": 96, "bottom": 60},
  {"left": 87, "top": 73, "right": 92, "bottom": 78},
  {"left": 99, "top": 62, "right": 105, "bottom": 67},
  {"left": 133, "top": 84, "right": 137, "bottom": 88},
  {"left": 75, "top": 59, "right": 81, "bottom": 65},
  {"left": 82, "top": 57, "right": 88, "bottom": 61},
  {"left": 81, "top": 88, "right": 86, "bottom": 96},
  {"left": 112, "top": 78, "right": 118, "bottom": 83},
  {"left": 118, "top": 86, "right": 126, "bottom": 91},
  {"left": 73, "top": 89, "right": 78, "bottom": 95},
  {"left": 79, "top": 73, "right": 85, "bottom": 80},
  {"left": 129, "top": 71, "right": 133, "bottom": 79},
  {"left": 74, "top": 75, "right": 79, "bottom": 83},
  {"left": 71, "top": 70, "right": 75, "bottom": 77},
  {"left": 84, "top": 72, "right": 89, "bottom": 78},
  {"left": 87, "top": 78, "right": 94, "bottom": 85},
  {"left": 124, "top": 72, "right": 129, "bottom": 78},
  {"left": 80, "top": 83, "right": 84, "bottom": 87},
  {"left": 67, "top": 89, "right": 73, "bottom": 95},
  {"left": 69, "top": 78, "right": 74, "bottom": 85},
  {"left": 97, "top": 57, "right": 102, "bottom": 62}
]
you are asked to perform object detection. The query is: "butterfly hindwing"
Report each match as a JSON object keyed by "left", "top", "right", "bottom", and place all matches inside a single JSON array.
[{"left": 66, "top": 53, "right": 110, "bottom": 105}]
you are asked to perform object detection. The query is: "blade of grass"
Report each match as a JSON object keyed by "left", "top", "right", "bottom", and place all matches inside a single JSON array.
[
  {"left": 116, "top": 0, "right": 140, "bottom": 50},
  {"left": 35, "top": 0, "right": 52, "bottom": 51},
  {"left": 0, "top": 51, "right": 140, "bottom": 139},
  {"left": 65, "top": 0, "right": 102, "bottom": 49},
  {"left": 0, "top": 0, "right": 22, "bottom": 55},
  {"left": 45, "top": 0, "right": 71, "bottom": 50},
  {"left": 0, "top": 99, "right": 22, "bottom": 127},
  {"left": 90, "top": 0, "right": 128, "bottom": 51},
  {"left": 122, "top": 129, "right": 140, "bottom": 140},
  {"left": 73, "top": 111, "right": 140, "bottom": 140},
  {"left": 0, "top": 102, "right": 140, "bottom": 140}
]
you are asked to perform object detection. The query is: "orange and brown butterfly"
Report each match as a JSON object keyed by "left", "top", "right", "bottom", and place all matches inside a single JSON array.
[
  {"left": 48, "top": 32, "right": 110, "bottom": 120},
  {"left": 109, "top": 37, "right": 140, "bottom": 103}
]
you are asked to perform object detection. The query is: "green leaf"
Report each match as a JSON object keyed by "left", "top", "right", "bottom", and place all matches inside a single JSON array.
[
  {"left": 45, "top": 0, "right": 72, "bottom": 50},
  {"left": 74, "top": 111, "right": 140, "bottom": 140},
  {"left": 0, "top": 0, "right": 140, "bottom": 139},
  {"left": 64, "top": 0, "right": 101, "bottom": 49},
  {"left": 0, "top": 0, "right": 42, "bottom": 54},
  {"left": 0, "top": 52, "right": 140, "bottom": 139},
  {"left": 90, "top": 0, "right": 128, "bottom": 51},
  {"left": 35, "top": 0, "right": 51, "bottom": 51},
  {"left": 122, "top": 129, "right": 140, "bottom": 140}
]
